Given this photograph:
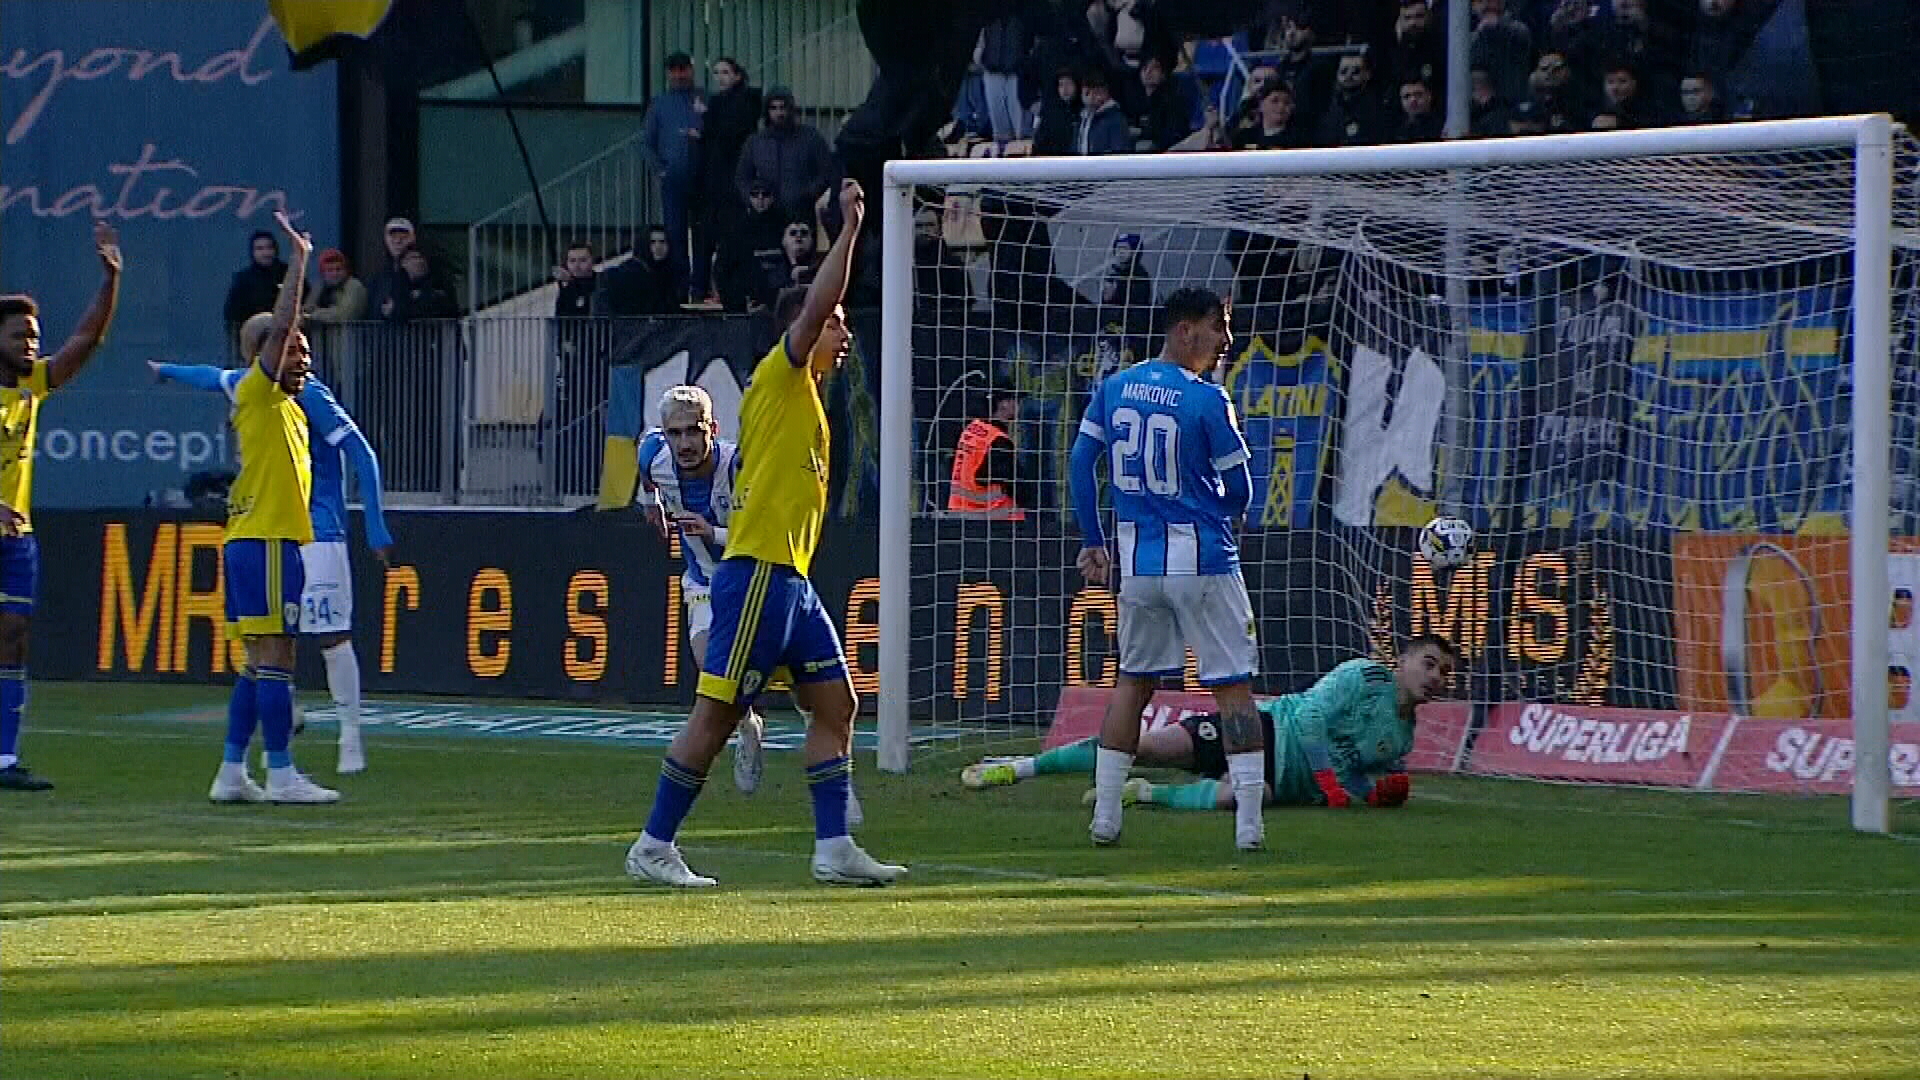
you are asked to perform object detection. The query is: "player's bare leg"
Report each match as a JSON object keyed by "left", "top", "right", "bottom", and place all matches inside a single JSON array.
[
  {"left": 1212, "top": 680, "right": 1265, "bottom": 851},
  {"left": 795, "top": 674, "right": 901, "bottom": 885},
  {"left": 1090, "top": 674, "right": 1159, "bottom": 845}
]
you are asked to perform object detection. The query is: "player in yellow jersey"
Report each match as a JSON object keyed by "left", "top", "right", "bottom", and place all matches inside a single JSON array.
[
  {"left": 627, "top": 180, "right": 904, "bottom": 888},
  {"left": 207, "top": 212, "right": 337, "bottom": 806},
  {"left": 0, "top": 222, "right": 122, "bottom": 792}
]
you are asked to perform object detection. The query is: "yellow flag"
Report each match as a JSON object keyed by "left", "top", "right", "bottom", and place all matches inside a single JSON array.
[{"left": 267, "top": 0, "right": 396, "bottom": 70}]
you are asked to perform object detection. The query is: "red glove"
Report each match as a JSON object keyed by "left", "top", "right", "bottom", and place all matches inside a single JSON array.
[
  {"left": 1367, "top": 772, "right": 1411, "bottom": 808},
  {"left": 1313, "top": 768, "right": 1350, "bottom": 808}
]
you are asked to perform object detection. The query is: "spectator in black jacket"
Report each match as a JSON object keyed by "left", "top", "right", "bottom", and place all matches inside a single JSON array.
[
  {"left": 1319, "top": 52, "right": 1391, "bottom": 146},
  {"left": 1134, "top": 53, "right": 1196, "bottom": 151},
  {"left": 593, "top": 227, "right": 686, "bottom": 317},
  {"left": 1231, "top": 84, "right": 1310, "bottom": 150},
  {"left": 1471, "top": 0, "right": 1534, "bottom": 107},
  {"left": 380, "top": 247, "right": 457, "bottom": 322},
  {"left": 1469, "top": 67, "right": 1514, "bottom": 136},
  {"left": 1393, "top": 78, "right": 1445, "bottom": 142},
  {"left": 1376, "top": 0, "right": 1444, "bottom": 104},
  {"left": 734, "top": 88, "right": 836, "bottom": 221},
  {"left": 714, "top": 184, "right": 787, "bottom": 313},
  {"left": 1272, "top": 11, "right": 1333, "bottom": 133},
  {"left": 698, "top": 57, "right": 762, "bottom": 298},
  {"left": 1676, "top": 71, "right": 1728, "bottom": 125},
  {"left": 223, "top": 230, "right": 286, "bottom": 339},
  {"left": 553, "top": 242, "right": 597, "bottom": 318},
  {"left": 1030, "top": 68, "right": 1082, "bottom": 157}
]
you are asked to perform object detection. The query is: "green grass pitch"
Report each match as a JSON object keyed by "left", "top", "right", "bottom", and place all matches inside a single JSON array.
[{"left": 4, "top": 682, "right": 1918, "bottom": 1079}]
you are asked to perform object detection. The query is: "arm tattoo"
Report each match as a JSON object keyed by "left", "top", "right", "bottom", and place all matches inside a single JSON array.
[{"left": 1219, "top": 702, "right": 1265, "bottom": 754}]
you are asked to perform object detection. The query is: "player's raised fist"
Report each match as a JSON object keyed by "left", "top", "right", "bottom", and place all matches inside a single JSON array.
[
  {"left": 1076, "top": 544, "right": 1111, "bottom": 588},
  {"left": 838, "top": 179, "right": 866, "bottom": 225},
  {"left": 93, "top": 221, "right": 122, "bottom": 273}
]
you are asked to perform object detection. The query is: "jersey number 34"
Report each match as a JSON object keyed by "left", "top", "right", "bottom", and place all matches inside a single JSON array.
[{"left": 1109, "top": 407, "right": 1181, "bottom": 497}]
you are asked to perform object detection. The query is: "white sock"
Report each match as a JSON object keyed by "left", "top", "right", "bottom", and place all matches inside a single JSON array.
[
  {"left": 1094, "top": 748, "right": 1134, "bottom": 817},
  {"left": 219, "top": 760, "right": 249, "bottom": 779},
  {"left": 267, "top": 764, "right": 299, "bottom": 785},
  {"left": 1226, "top": 751, "right": 1265, "bottom": 829},
  {"left": 1012, "top": 758, "right": 1038, "bottom": 779},
  {"left": 0, "top": 754, "right": 16, "bottom": 769},
  {"left": 815, "top": 834, "right": 854, "bottom": 859},
  {"left": 322, "top": 642, "right": 361, "bottom": 739}
]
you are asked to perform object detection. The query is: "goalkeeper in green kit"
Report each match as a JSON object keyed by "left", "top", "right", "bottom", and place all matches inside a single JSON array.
[{"left": 962, "top": 636, "right": 1459, "bottom": 810}]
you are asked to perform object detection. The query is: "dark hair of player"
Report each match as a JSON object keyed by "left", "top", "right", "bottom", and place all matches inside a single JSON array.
[
  {"left": 1401, "top": 633, "right": 1461, "bottom": 661},
  {"left": 1162, "top": 287, "right": 1225, "bottom": 329},
  {"left": 774, "top": 284, "right": 808, "bottom": 329},
  {"left": 0, "top": 295, "right": 39, "bottom": 322}
]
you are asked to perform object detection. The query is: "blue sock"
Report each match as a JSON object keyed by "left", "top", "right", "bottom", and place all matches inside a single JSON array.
[
  {"left": 0, "top": 666, "right": 24, "bottom": 762},
  {"left": 255, "top": 666, "right": 295, "bottom": 770},
  {"left": 643, "top": 757, "right": 706, "bottom": 844},
  {"left": 806, "top": 756, "right": 853, "bottom": 840},
  {"left": 222, "top": 668, "right": 258, "bottom": 764}
]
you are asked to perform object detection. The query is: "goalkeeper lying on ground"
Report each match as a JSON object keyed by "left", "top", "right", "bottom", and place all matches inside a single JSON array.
[{"left": 962, "top": 635, "right": 1459, "bottom": 810}]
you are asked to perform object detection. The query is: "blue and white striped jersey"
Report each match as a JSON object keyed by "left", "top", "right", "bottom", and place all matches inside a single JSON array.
[
  {"left": 636, "top": 432, "right": 741, "bottom": 586},
  {"left": 1078, "top": 359, "right": 1249, "bottom": 576}
]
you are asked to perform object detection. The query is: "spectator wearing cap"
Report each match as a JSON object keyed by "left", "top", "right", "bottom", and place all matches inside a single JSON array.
[
  {"left": 734, "top": 87, "right": 835, "bottom": 222},
  {"left": 306, "top": 249, "right": 367, "bottom": 323},
  {"left": 367, "top": 216, "right": 417, "bottom": 321},
  {"left": 1075, "top": 69, "right": 1131, "bottom": 156},
  {"left": 714, "top": 182, "right": 788, "bottom": 313},
  {"left": 642, "top": 50, "right": 706, "bottom": 299}
]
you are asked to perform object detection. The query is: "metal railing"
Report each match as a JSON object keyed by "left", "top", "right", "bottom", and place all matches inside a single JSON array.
[
  {"left": 465, "top": 13, "right": 874, "bottom": 317},
  {"left": 310, "top": 317, "right": 663, "bottom": 507}
]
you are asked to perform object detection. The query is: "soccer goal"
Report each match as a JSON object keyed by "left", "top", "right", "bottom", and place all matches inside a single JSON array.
[{"left": 876, "top": 115, "right": 1919, "bottom": 834}]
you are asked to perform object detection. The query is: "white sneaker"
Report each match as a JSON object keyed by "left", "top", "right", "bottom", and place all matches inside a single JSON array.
[
  {"left": 266, "top": 770, "right": 341, "bottom": 804},
  {"left": 810, "top": 837, "right": 906, "bottom": 886},
  {"left": 209, "top": 766, "right": 266, "bottom": 804},
  {"left": 845, "top": 786, "right": 864, "bottom": 830},
  {"left": 625, "top": 837, "right": 717, "bottom": 888},
  {"left": 733, "top": 710, "right": 765, "bottom": 794},
  {"left": 1089, "top": 809, "right": 1122, "bottom": 846},
  {"left": 337, "top": 730, "right": 365, "bottom": 775}
]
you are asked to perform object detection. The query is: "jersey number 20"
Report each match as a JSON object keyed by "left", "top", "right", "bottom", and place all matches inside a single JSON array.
[{"left": 1110, "top": 407, "right": 1180, "bottom": 497}]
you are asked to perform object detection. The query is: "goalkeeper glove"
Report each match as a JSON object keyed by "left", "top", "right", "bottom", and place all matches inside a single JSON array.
[
  {"left": 1367, "top": 772, "right": 1411, "bottom": 808},
  {"left": 1313, "top": 768, "right": 1350, "bottom": 808}
]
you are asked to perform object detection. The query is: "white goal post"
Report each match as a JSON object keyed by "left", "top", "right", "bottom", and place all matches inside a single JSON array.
[{"left": 877, "top": 115, "right": 1910, "bottom": 834}]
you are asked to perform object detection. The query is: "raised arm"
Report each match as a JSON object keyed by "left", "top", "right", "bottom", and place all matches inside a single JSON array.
[
  {"left": 261, "top": 212, "right": 312, "bottom": 378},
  {"left": 783, "top": 180, "right": 865, "bottom": 364},
  {"left": 45, "top": 222, "right": 123, "bottom": 390}
]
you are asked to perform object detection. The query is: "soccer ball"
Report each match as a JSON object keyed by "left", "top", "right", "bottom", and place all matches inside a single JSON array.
[{"left": 1418, "top": 516, "right": 1474, "bottom": 570}]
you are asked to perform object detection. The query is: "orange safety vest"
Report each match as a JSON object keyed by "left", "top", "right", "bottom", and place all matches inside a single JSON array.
[{"left": 948, "top": 418, "right": 1024, "bottom": 520}]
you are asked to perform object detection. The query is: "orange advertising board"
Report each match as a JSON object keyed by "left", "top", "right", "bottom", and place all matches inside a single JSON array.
[{"left": 1673, "top": 535, "right": 1920, "bottom": 720}]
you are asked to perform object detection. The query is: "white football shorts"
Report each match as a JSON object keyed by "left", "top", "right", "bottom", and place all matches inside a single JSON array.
[
  {"left": 1117, "top": 572, "right": 1258, "bottom": 686},
  {"left": 298, "top": 541, "right": 354, "bottom": 635}
]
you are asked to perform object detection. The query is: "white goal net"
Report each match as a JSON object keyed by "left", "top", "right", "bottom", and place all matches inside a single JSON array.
[{"left": 877, "top": 117, "right": 1920, "bottom": 832}]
